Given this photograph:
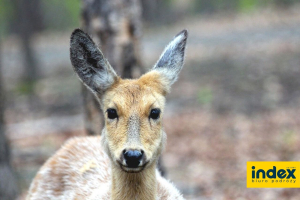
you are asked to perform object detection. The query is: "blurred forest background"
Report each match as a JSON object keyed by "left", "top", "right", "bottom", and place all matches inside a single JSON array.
[{"left": 1, "top": 0, "right": 300, "bottom": 199}]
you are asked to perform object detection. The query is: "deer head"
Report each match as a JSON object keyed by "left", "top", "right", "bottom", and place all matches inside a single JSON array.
[{"left": 70, "top": 29, "right": 187, "bottom": 173}]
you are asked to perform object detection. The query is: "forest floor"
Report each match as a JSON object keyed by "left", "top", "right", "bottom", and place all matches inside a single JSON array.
[{"left": 3, "top": 5, "right": 300, "bottom": 200}]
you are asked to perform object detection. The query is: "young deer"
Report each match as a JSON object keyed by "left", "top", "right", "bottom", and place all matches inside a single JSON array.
[{"left": 26, "top": 29, "right": 188, "bottom": 200}]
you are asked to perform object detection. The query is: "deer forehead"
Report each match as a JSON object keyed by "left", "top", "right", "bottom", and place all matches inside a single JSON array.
[{"left": 102, "top": 73, "right": 166, "bottom": 115}]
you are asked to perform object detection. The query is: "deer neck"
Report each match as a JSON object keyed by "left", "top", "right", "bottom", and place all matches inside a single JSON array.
[{"left": 111, "top": 163, "right": 157, "bottom": 200}]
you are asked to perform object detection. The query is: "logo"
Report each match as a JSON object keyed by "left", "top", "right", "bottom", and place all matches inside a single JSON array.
[{"left": 247, "top": 161, "right": 300, "bottom": 188}]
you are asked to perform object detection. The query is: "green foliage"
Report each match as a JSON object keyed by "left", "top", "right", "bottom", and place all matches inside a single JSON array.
[
  {"left": 192, "top": 0, "right": 239, "bottom": 13},
  {"left": 15, "top": 81, "right": 36, "bottom": 95},
  {"left": 0, "top": 0, "right": 14, "bottom": 36},
  {"left": 197, "top": 87, "right": 213, "bottom": 105},
  {"left": 1, "top": 0, "right": 80, "bottom": 36},
  {"left": 273, "top": 0, "right": 299, "bottom": 6},
  {"left": 192, "top": 0, "right": 299, "bottom": 14},
  {"left": 238, "top": 0, "right": 258, "bottom": 12},
  {"left": 64, "top": 0, "right": 81, "bottom": 24},
  {"left": 283, "top": 130, "right": 296, "bottom": 145},
  {"left": 1, "top": 0, "right": 300, "bottom": 34},
  {"left": 41, "top": 0, "right": 80, "bottom": 31}
]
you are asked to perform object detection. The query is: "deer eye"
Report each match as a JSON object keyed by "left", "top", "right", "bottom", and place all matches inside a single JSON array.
[
  {"left": 149, "top": 109, "right": 160, "bottom": 120},
  {"left": 107, "top": 108, "right": 118, "bottom": 119}
]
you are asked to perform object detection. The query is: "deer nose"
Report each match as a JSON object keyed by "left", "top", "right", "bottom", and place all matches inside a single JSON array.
[{"left": 123, "top": 150, "right": 144, "bottom": 168}]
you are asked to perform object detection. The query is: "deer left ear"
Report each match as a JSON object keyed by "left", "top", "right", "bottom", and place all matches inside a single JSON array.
[{"left": 152, "top": 30, "right": 188, "bottom": 87}]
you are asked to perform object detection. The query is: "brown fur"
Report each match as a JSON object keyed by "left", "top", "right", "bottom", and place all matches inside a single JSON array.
[
  {"left": 99, "top": 71, "right": 167, "bottom": 167},
  {"left": 26, "top": 138, "right": 183, "bottom": 200},
  {"left": 27, "top": 29, "right": 187, "bottom": 200},
  {"left": 26, "top": 72, "right": 184, "bottom": 200}
]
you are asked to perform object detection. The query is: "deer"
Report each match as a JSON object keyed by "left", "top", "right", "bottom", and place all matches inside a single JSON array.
[{"left": 26, "top": 28, "right": 188, "bottom": 200}]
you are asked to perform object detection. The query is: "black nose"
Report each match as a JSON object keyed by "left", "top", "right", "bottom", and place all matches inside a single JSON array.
[{"left": 123, "top": 150, "right": 144, "bottom": 168}]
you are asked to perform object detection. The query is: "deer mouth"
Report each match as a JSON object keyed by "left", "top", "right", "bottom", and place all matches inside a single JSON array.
[{"left": 117, "top": 160, "right": 149, "bottom": 173}]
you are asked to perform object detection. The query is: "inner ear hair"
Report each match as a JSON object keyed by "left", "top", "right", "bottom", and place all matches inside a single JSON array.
[
  {"left": 70, "top": 29, "right": 118, "bottom": 94},
  {"left": 152, "top": 29, "right": 188, "bottom": 86}
]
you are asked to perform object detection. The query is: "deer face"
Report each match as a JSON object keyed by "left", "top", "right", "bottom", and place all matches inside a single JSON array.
[
  {"left": 100, "top": 74, "right": 167, "bottom": 172},
  {"left": 70, "top": 29, "right": 187, "bottom": 172}
]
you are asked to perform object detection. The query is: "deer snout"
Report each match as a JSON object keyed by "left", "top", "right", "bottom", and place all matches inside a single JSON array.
[{"left": 122, "top": 149, "right": 145, "bottom": 168}]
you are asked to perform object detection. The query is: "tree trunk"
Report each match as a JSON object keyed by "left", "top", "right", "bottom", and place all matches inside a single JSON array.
[
  {"left": 81, "top": 0, "right": 144, "bottom": 136},
  {"left": 80, "top": 0, "right": 165, "bottom": 176},
  {"left": 0, "top": 39, "right": 19, "bottom": 200},
  {"left": 11, "top": 0, "right": 44, "bottom": 93}
]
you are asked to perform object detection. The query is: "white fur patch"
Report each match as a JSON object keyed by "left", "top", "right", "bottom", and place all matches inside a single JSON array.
[{"left": 26, "top": 137, "right": 185, "bottom": 200}]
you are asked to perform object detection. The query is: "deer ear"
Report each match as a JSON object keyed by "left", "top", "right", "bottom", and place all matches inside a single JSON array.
[
  {"left": 152, "top": 30, "right": 188, "bottom": 87},
  {"left": 70, "top": 29, "right": 118, "bottom": 94}
]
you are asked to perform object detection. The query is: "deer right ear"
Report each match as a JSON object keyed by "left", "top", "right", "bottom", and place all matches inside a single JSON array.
[{"left": 70, "top": 29, "right": 118, "bottom": 94}]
